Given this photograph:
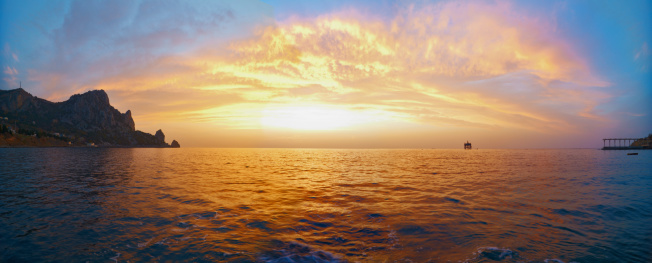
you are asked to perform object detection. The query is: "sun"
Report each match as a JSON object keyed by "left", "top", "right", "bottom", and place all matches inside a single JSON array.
[{"left": 260, "top": 105, "right": 367, "bottom": 130}]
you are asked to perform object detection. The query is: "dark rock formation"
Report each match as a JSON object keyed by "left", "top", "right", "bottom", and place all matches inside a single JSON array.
[
  {"left": 59, "top": 90, "right": 135, "bottom": 133},
  {"left": 124, "top": 110, "right": 135, "bottom": 131},
  {"left": 0, "top": 88, "right": 179, "bottom": 147},
  {"left": 0, "top": 88, "right": 55, "bottom": 113},
  {"left": 155, "top": 129, "right": 165, "bottom": 144},
  {"left": 171, "top": 140, "right": 180, "bottom": 148},
  {"left": 0, "top": 89, "right": 134, "bottom": 133}
]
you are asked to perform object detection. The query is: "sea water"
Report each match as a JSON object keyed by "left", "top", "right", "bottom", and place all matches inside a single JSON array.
[{"left": 0, "top": 148, "right": 650, "bottom": 262}]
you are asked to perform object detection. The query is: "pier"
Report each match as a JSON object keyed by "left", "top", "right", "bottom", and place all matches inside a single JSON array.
[{"left": 602, "top": 138, "right": 651, "bottom": 150}]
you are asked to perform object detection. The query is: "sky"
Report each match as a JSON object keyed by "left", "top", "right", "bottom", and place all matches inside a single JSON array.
[{"left": 1, "top": 0, "right": 650, "bottom": 148}]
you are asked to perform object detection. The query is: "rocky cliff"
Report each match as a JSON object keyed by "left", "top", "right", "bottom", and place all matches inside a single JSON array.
[
  {"left": 0, "top": 88, "right": 179, "bottom": 147},
  {"left": 60, "top": 90, "right": 135, "bottom": 133},
  {"left": 155, "top": 129, "right": 165, "bottom": 143},
  {"left": 0, "top": 88, "right": 55, "bottom": 113}
]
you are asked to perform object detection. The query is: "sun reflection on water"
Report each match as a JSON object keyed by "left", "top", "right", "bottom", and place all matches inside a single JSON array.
[{"left": 0, "top": 148, "right": 650, "bottom": 262}]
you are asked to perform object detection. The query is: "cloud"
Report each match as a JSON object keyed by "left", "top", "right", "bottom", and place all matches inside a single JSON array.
[
  {"left": 30, "top": 0, "right": 252, "bottom": 98},
  {"left": 3, "top": 66, "right": 18, "bottom": 76},
  {"left": 3, "top": 66, "right": 19, "bottom": 87},
  {"left": 2, "top": 44, "right": 20, "bottom": 88},
  {"left": 635, "top": 42, "right": 649, "bottom": 72},
  {"left": 4, "top": 43, "right": 19, "bottom": 62},
  {"left": 19, "top": 0, "right": 615, "bottom": 143},
  {"left": 184, "top": 0, "right": 609, "bottom": 133},
  {"left": 635, "top": 42, "right": 648, "bottom": 60},
  {"left": 230, "top": 1, "right": 604, "bottom": 85}
]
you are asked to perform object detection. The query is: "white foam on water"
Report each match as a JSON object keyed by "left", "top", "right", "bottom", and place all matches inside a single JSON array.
[
  {"left": 465, "top": 247, "right": 578, "bottom": 263},
  {"left": 260, "top": 241, "right": 345, "bottom": 263},
  {"left": 155, "top": 237, "right": 169, "bottom": 245},
  {"left": 138, "top": 238, "right": 153, "bottom": 248},
  {"left": 466, "top": 246, "right": 515, "bottom": 262},
  {"left": 481, "top": 247, "right": 513, "bottom": 257},
  {"left": 109, "top": 251, "right": 121, "bottom": 262}
]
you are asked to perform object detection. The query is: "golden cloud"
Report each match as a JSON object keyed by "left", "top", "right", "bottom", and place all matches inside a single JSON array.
[{"left": 68, "top": 1, "right": 610, "bottom": 137}]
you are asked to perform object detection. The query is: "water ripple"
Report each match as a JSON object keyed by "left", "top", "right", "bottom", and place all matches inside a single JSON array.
[{"left": 0, "top": 148, "right": 650, "bottom": 262}]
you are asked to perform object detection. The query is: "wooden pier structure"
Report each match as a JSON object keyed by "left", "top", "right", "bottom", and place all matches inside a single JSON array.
[{"left": 602, "top": 138, "right": 651, "bottom": 150}]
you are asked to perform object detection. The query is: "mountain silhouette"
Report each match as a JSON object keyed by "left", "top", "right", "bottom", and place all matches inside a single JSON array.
[{"left": 0, "top": 88, "right": 179, "bottom": 147}]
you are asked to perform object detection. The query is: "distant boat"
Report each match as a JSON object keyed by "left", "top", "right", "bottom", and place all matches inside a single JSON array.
[
  {"left": 627, "top": 153, "right": 638, "bottom": 155},
  {"left": 464, "top": 141, "right": 472, "bottom": 150}
]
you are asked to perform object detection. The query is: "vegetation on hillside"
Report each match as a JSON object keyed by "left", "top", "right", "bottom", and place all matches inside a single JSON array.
[{"left": 631, "top": 133, "right": 652, "bottom": 147}]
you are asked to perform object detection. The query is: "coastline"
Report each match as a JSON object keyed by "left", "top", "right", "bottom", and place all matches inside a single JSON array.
[
  {"left": 0, "top": 133, "right": 178, "bottom": 148},
  {"left": 0, "top": 145, "right": 178, "bottom": 148}
]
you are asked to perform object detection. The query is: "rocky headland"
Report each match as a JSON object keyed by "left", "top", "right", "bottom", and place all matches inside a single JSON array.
[{"left": 0, "top": 88, "right": 180, "bottom": 148}]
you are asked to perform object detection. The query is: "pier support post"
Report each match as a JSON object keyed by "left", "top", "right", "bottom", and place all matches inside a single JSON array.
[{"left": 603, "top": 137, "right": 649, "bottom": 149}]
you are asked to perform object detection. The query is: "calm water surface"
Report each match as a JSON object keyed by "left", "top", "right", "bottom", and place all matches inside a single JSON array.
[{"left": 0, "top": 148, "right": 650, "bottom": 262}]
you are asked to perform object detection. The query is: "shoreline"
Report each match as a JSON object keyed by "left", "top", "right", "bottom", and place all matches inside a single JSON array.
[
  {"left": 602, "top": 147, "right": 651, "bottom": 150},
  {"left": 0, "top": 145, "right": 178, "bottom": 148},
  {"left": 1, "top": 133, "right": 178, "bottom": 148}
]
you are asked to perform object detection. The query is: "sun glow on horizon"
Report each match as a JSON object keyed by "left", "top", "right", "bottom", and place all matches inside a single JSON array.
[
  {"left": 4, "top": 0, "right": 648, "bottom": 148},
  {"left": 260, "top": 105, "right": 380, "bottom": 130}
]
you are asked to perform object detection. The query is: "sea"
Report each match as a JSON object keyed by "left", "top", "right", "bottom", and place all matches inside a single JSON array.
[{"left": 0, "top": 148, "right": 650, "bottom": 262}]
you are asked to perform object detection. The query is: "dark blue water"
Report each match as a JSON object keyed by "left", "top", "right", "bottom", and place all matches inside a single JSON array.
[{"left": 1, "top": 148, "right": 650, "bottom": 262}]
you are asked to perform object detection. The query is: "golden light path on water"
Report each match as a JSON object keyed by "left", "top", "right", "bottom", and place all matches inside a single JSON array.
[{"left": 1, "top": 148, "right": 651, "bottom": 262}]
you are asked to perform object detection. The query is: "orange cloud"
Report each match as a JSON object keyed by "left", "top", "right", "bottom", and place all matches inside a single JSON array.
[
  {"left": 38, "top": 1, "right": 611, "bottom": 145},
  {"left": 187, "top": 1, "right": 609, "bottom": 133}
]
